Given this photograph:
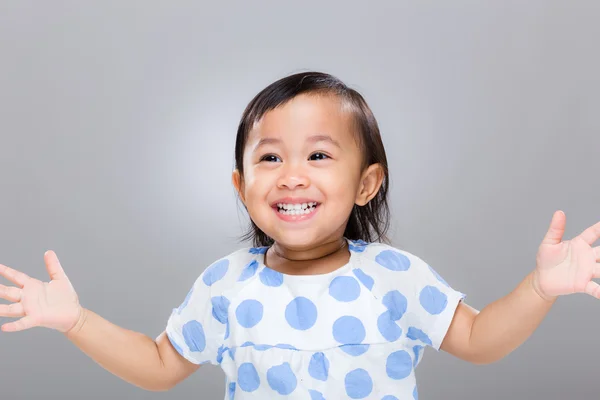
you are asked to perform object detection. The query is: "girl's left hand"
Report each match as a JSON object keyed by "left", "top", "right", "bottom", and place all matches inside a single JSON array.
[{"left": 532, "top": 210, "right": 600, "bottom": 301}]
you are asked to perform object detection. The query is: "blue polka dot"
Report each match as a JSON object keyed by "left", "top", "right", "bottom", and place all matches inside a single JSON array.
[
  {"left": 309, "top": 390, "right": 326, "bottom": 400},
  {"left": 169, "top": 336, "right": 184, "bottom": 356},
  {"left": 348, "top": 240, "right": 368, "bottom": 252},
  {"left": 177, "top": 288, "right": 194, "bottom": 313},
  {"left": 386, "top": 350, "right": 413, "bottom": 380},
  {"left": 202, "top": 259, "right": 229, "bottom": 286},
  {"left": 407, "top": 327, "right": 432, "bottom": 346},
  {"left": 211, "top": 296, "right": 230, "bottom": 324},
  {"left": 419, "top": 286, "right": 448, "bottom": 315},
  {"left": 249, "top": 247, "right": 268, "bottom": 254},
  {"left": 333, "top": 316, "right": 365, "bottom": 345},
  {"left": 267, "top": 362, "right": 297, "bottom": 395},
  {"left": 352, "top": 268, "right": 374, "bottom": 290},
  {"left": 224, "top": 320, "right": 230, "bottom": 340},
  {"left": 182, "top": 320, "right": 206, "bottom": 352},
  {"left": 236, "top": 299, "right": 264, "bottom": 328},
  {"left": 228, "top": 347, "right": 236, "bottom": 360},
  {"left": 259, "top": 267, "right": 284, "bottom": 287},
  {"left": 413, "top": 386, "right": 418, "bottom": 400},
  {"left": 344, "top": 368, "right": 373, "bottom": 399},
  {"left": 228, "top": 382, "right": 236, "bottom": 400},
  {"left": 308, "top": 352, "right": 329, "bottom": 381},
  {"left": 377, "top": 311, "right": 403, "bottom": 342},
  {"left": 241, "top": 341, "right": 254, "bottom": 347},
  {"left": 217, "top": 345, "right": 228, "bottom": 364},
  {"left": 238, "top": 363, "right": 260, "bottom": 392},
  {"left": 382, "top": 396, "right": 399, "bottom": 400},
  {"left": 275, "top": 343, "right": 297, "bottom": 350},
  {"left": 375, "top": 250, "right": 411, "bottom": 271},
  {"left": 254, "top": 344, "right": 273, "bottom": 351},
  {"left": 382, "top": 290, "right": 408, "bottom": 320},
  {"left": 412, "top": 345, "right": 423, "bottom": 367},
  {"left": 340, "top": 344, "right": 370, "bottom": 356},
  {"left": 238, "top": 260, "right": 259, "bottom": 281},
  {"left": 285, "top": 297, "right": 318, "bottom": 330},
  {"left": 329, "top": 276, "right": 361, "bottom": 302}
]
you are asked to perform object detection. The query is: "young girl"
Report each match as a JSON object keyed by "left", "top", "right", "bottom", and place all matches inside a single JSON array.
[{"left": 1, "top": 72, "right": 599, "bottom": 399}]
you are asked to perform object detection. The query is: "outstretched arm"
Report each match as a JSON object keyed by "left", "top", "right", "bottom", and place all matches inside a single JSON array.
[
  {"left": 0, "top": 251, "right": 199, "bottom": 391},
  {"left": 440, "top": 211, "right": 600, "bottom": 364},
  {"left": 65, "top": 308, "right": 199, "bottom": 391}
]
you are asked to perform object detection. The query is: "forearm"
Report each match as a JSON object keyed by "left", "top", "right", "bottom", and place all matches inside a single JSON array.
[
  {"left": 64, "top": 308, "right": 171, "bottom": 391},
  {"left": 468, "top": 272, "right": 555, "bottom": 364}
]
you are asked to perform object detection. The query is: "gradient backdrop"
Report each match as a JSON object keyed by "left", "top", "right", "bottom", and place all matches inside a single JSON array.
[{"left": 1, "top": 1, "right": 599, "bottom": 399}]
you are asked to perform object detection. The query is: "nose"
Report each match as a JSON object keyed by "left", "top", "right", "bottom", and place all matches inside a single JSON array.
[{"left": 276, "top": 164, "right": 310, "bottom": 190}]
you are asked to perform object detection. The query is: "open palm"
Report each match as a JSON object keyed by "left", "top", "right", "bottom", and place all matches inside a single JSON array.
[
  {"left": 533, "top": 211, "right": 600, "bottom": 300},
  {"left": 0, "top": 250, "right": 81, "bottom": 333}
]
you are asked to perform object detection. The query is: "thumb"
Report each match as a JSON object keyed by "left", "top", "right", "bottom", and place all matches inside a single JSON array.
[
  {"left": 44, "top": 250, "right": 67, "bottom": 281},
  {"left": 542, "top": 210, "right": 566, "bottom": 245}
]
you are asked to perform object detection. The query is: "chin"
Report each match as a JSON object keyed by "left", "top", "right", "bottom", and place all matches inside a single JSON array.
[
  {"left": 270, "top": 234, "right": 317, "bottom": 249},
  {"left": 252, "top": 209, "right": 348, "bottom": 249},
  {"left": 269, "top": 229, "right": 346, "bottom": 251}
]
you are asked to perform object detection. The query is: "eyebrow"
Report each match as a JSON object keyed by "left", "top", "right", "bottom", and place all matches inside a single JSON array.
[
  {"left": 253, "top": 134, "right": 342, "bottom": 152},
  {"left": 308, "top": 134, "right": 342, "bottom": 148}
]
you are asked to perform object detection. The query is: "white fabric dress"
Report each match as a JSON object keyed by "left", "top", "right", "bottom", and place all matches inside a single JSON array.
[{"left": 166, "top": 239, "right": 465, "bottom": 399}]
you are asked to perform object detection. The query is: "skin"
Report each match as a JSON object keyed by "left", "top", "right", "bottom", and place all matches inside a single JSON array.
[
  {"left": 232, "top": 94, "right": 383, "bottom": 273},
  {"left": 0, "top": 93, "right": 599, "bottom": 392}
]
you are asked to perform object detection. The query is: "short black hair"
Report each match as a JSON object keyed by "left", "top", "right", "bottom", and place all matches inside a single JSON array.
[{"left": 234, "top": 71, "right": 390, "bottom": 247}]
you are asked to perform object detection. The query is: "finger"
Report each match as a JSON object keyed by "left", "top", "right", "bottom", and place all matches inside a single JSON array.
[
  {"left": 1, "top": 316, "right": 36, "bottom": 332},
  {"left": 594, "top": 264, "right": 600, "bottom": 279},
  {"left": 0, "top": 283, "right": 21, "bottom": 302},
  {"left": 580, "top": 221, "right": 600, "bottom": 246},
  {"left": 542, "top": 210, "right": 566, "bottom": 245},
  {"left": 0, "top": 302, "right": 24, "bottom": 318},
  {"left": 584, "top": 280, "right": 600, "bottom": 300},
  {"left": 595, "top": 246, "right": 600, "bottom": 262},
  {"left": 44, "top": 250, "right": 67, "bottom": 281},
  {"left": 0, "top": 264, "right": 30, "bottom": 288}
]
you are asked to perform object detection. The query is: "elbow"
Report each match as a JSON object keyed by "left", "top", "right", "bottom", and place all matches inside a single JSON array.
[
  {"left": 469, "top": 358, "right": 496, "bottom": 366},
  {"left": 146, "top": 383, "right": 170, "bottom": 392},
  {"left": 140, "top": 381, "right": 174, "bottom": 392},
  {"left": 465, "top": 351, "right": 508, "bottom": 366},
  {"left": 128, "top": 374, "right": 175, "bottom": 392}
]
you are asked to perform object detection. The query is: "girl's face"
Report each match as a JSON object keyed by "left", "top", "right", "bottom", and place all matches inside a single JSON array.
[{"left": 233, "top": 94, "right": 382, "bottom": 250}]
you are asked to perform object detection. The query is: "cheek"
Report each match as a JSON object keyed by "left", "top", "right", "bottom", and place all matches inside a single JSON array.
[
  {"left": 242, "top": 170, "right": 271, "bottom": 205},
  {"left": 316, "top": 165, "right": 361, "bottom": 200}
]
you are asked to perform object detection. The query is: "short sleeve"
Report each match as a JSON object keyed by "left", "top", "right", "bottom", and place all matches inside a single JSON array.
[
  {"left": 165, "top": 257, "right": 230, "bottom": 365},
  {"left": 410, "top": 256, "right": 465, "bottom": 351}
]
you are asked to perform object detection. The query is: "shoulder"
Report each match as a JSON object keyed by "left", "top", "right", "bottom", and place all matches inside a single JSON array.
[
  {"left": 194, "top": 245, "right": 268, "bottom": 292},
  {"left": 346, "top": 241, "right": 465, "bottom": 351},
  {"left": 349, "top": 239, "right": 424, "bottom": 271},
  {"left": 348, "top": 239, "right": 451, "bottom": 288}
]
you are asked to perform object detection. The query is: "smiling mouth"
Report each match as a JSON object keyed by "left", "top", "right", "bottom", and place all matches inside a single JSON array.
[{"left": 275, "top": 202, "right": 319, "bottom": 216}]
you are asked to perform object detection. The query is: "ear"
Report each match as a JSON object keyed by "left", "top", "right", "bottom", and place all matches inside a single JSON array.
[
  {"left": 232, "top": 169, "right": 246, "bottom": 204},
  {"left": 355, "top": 163, "right": 384, "bottom": 206}
]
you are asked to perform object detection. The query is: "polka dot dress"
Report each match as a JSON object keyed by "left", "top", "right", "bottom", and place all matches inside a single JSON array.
[{"left": 166, "top": 239, "right": 465, "bottom": 399}]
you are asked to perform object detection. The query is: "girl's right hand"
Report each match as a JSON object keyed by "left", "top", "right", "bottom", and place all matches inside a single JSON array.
[{"left": 0, "top": 250, "right": 82, "bottom": 333}]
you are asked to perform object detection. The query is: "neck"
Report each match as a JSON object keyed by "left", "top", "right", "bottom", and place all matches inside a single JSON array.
[{"left": 270, "top": 238, "right": 347, "bottom": 262}]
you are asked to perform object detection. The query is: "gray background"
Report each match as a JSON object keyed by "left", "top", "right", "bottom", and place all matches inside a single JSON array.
[{"left": 1, "top": 1, "right": 598, "bottom": 399}]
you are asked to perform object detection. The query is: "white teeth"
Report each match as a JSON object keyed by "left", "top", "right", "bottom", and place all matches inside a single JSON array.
[{"left": 276, "top": 202, "right": 318, "bottom": 215}]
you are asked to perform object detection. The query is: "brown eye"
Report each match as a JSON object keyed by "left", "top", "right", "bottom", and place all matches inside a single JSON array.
[
  {"left": 261, "top": 154, "right": 281, "bottom": 162},
  {"left": 309, "top": 152, "right": 329, "bottom": 161}
]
